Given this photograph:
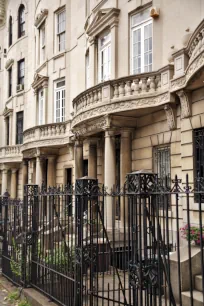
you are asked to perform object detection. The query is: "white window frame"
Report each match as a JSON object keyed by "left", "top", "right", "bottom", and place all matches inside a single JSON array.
[
  {"left": 40, "top": 25, "right": 46, "bottom": 64},
  {"left": 54, "top": 79, "right": 65, "bottom": 123},
  {"left": 98, "top": 31, "right": 111, "bottom": 82},
  {"left": 131, "top": 11, "right": 153, "bottom": 74},
  {"left": 38, "top": 89, "right": 44, "bottom": 125},
  {"left": 56, "top": 9, "right": 66, "bottom": 52},
  {"left": 85, "top": 51, "right": 90, "bottom": 89}
]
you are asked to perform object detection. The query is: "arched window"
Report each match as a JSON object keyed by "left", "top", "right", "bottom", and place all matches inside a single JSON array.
[
  {"left": 18, "top": 4, "right": 25, "bottom": 38},
  {"left": 8, "top": 16, "right": 12, "bottom": 47}
]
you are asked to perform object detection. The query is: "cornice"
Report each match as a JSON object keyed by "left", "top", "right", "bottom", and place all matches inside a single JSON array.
[
  {"left": 3, "top": 107, "right": 13, "bottom": 117},
  {"left": 32, "top": 73, "right": 49, "bottom": 91},
  {"left": 34, "top": 9, "right": 48, "bottom": 28},
  {"left": 86, "top": 8, "right": 120, "bottom": 37}
]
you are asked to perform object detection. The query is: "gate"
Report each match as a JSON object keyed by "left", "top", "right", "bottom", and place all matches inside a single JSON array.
[{"left": 1, "top": 172, "right": 204, "bottom": 306}]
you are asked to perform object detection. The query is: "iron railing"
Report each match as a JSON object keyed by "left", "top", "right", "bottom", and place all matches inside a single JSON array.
[{"left": 0, "top": 172, "right": 204, "bottom": 306}]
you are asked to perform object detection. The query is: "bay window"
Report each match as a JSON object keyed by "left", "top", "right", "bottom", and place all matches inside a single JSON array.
[
  {"left": 131, "top": 9, "right": 152, "bottom": 74},
  {"left": 54, "top": 79, "right": 65, "bottom": 123},
  {"left": 98, "top": 31, "right": 111, "bottom": 82}
]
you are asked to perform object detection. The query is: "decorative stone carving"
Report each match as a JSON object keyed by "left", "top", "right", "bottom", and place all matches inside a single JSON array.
[
  {"left": 32, "top": 73, "right": 49, "bottom": 92},
  {"left": 164, "top": 104, "right": 176, "bottom": 131},
  {"left": 34, "top": 9, "right": 48, "bottom": 28},
  {"left": 3, "top": 106, "right": 13, "bottom": 118},
  {"left": 86, "top": 8, "right": 120, "bottom": 37},
  {"left": 176, "top": 90, "right": 191, "bottom": 119},
  {"left": 0, "top": 0, "right": 5, "bottom": 23},
  {"left": 72, "top": 115, "right": 112, "bottom": 137},
  {"left": 5, "top": 59, "right": 14, "bottom": 70},
  {"left": 72, "top": 92, "right": 170, "bottom": 128}
]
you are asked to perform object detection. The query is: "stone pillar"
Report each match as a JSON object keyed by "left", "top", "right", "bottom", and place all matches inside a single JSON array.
[
  {"left": 36, "top": 156, "right": 43, "bottom": 186},
  {"left": 88, "top": 141, "right": 97, "bottom": 178},
  {"left": 2, "top": 168, "right": 8, "bottom": 194},
  {"left": 110, "top": 23, "right": 118, "bottom": 79},
  {"left": 11, "top": 169, "right": 18, "bottom": 198},
  {"left": 74, "top": 139, "right": 83, "bottom": 179},
  {"left": 104, "top": 130, "right": 116, "bottom": 230},
  {"left": 120, "top": 130, "right": 132, "bottom": 227},
  {"left": 47, "top": 156, "right": 56, "bottom": 187},
  {"left": 22, "top": 160, "right": 28, "bottom": 186},
  {"left": 89, "top": 37, "right": 96, "bottom": 87},
  {"left": 97, "top": 138, "right": 104, "bottom": 184}
]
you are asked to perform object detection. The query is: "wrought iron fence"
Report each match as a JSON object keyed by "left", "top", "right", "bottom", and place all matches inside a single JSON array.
[{"left": 1, "top": 172, "right": 204, "bottom": 306}]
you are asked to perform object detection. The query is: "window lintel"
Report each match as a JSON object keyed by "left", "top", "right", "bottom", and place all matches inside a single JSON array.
[
  {"left": 34, "top": 9, "right": 48, "bottom": 28},
  {"left": 32, "top": 73, "right": 49, "bottom": 92},
  {"left": 86, "top": 8, "right": 120, "bottom": 38}
]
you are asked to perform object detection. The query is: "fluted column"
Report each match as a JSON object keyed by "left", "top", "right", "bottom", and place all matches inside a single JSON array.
[
  {"left": 36, "top": 156, "right": 43, "bottom": 186},
  {"left": 120, "top": 130, "right": 132, "bottom": 227},
  {"left": 2, "top": 168, "right": 8, "bottom": 194},
  {"left": 11, "top": 169, "right": 18, "bottom": 198},
  {"left": 74, "top": 139, "right": 83, "bottom": 179},
  {"left": 88, "top": 141, "right": 97, "bottom": 178},
  {"left": 104, "top": 130, "right": 116, "bottom": 230},
  {"left": 47, "top": 156, "right": 56, "bottom": 187}
]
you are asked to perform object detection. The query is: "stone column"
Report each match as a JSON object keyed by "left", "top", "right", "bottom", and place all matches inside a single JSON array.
[
  {"left": 97, "top": 138, "right": 104, "bottom": 184},
  {"left": 104, "top": 130, "right": 116, "bottom": 230},
  {"left": 36, "top": 156, "right": 43, "bottom": 186},
  {"left": 110, "top": 23, "right": 118, "bottom": 79},
  {"left": 47, "top": 156, "right": 56, "bottom": 187},
  {"left": 22, "top": 160, "right": 28, "bottom": 186},
  {"left": 74, "top": 138, "right": 83, "bottom": 179},
  {"left": 2, "top": 168, "right": 8, "bottom": 194},
  {"left": 89, "top": 37, "right": 96, "bottom": 87},
  {"left": 11, "top": 169, "right": 18, "bottom": 198},
  {"left": 88, "top": 141, "right": 97, "bottom": 178},
  {"left": 120, "top": 130, "right": 132, "bottom": 227}
]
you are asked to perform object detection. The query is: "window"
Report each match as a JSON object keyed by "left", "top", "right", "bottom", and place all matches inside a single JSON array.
[
  {"left": 57, "top": 10, "right": 66, "bottom": 52},
  {"left": 154, "top": 145, "right": 171, "bottom": 207},
  {"left": 5, "top": 117, "right": 9, "bottom": 146},
  {"left": 85, "top": 51, "right": 90, "bottom": 89},
  {"left": 16, "top": 111, "right": 24, "bottom": 144},
  {"left": 40, "top": 25, "right": 45, "bottom": 63},
  {"left": 131, "top": 9, "right": 152, "bottom": 74},
  {"left": 18, "top": 59, "right": 25, "bottom": 85},
  {"left": 38, "top": 89, "right": 44, "bottom": 125},
  {"left": 194, "top": 128, "right": 204, "bottom": 201},
  {"left": 9, "top": 16, "right": 12, "bottom": 47},
  {"left": 154, "top": 146, "right": 171, "bottom": 185},
  {"left": 8, "top": 67, "right": 12, "bottom": 97},
  {"left": 18, "top": 4, "right": 25, "bottom": 38},
  {"left": 54, "top": 79, "right": 65, "bottom": 123},
  {"left": 98, "top": 31, "right": 111, "bottom": 82}
]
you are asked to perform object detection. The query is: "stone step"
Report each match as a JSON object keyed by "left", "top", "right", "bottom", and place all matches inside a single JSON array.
[
  {"left": 182, "top": 290, "right": 204, "bottom": 306},
  {"left": 195, "top": 275, "right": 203, "bottom": 292}
]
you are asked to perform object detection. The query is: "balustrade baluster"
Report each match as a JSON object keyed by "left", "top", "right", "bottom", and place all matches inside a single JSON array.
[
  {"left": 125, "top": 80, "right": 132, "bottom": 96},
  {"left": 149, "top": 76, "right": 156, "bottom": 92},
  {"left": 113, "top": 84, "right": 119, "bottom": 98},
  {"left": 141, "top": 78, "right": 148, "bottom": 93},
  {"left": 98, "top": 88, "right": 102, "bottom": 102},
  {"left": 119, "top": 82, "right": 125, "bottom": 97},
  {"left": 133, "top": 79, "right": 140, "bottom": 94},
  {"left": 90, "top": 92, "right": 94, "bottom": 104},
  {"left": 156, "top": 75, "right": 161, "bottom": 89}
]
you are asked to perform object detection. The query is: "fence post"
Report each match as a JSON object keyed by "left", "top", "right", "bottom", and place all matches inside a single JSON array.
[
  {"left": 74, "top": 176, "right": 98, "bottom": 306},
  {"left": 23, "top": 184, "right": 39, "bottom": 287},
  {"left": 2, "top": 192, "right": 9, "bottom": 275}
]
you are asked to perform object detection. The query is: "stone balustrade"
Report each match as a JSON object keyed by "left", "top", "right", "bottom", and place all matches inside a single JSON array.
[
  {"left": 0, "top": 145, "right": 22, "bottom": 159},
  {"left": 187, "top": 20, "right": 204, "bottom": 63},
  {"left": 23, "top": 122, "right": 68, "bottom": 145},
  {"left": 73, "top": 67, "right": 173, "bottom": 118}
]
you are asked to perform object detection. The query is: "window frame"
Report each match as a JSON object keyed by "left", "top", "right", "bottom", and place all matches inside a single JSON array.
[
  {"left": 16, "top": 111, "right": 24, "bottom": 145},
  {"left": 130, "top": 10, "right": 153, "bottom": 74},
  {"left": 40, "top": 24, "right": 46, "bottom": 64},
  {"left": 153, "top": 145, "right": 171, "bottom": 186},
  {"left": 56, "top": 9, "right": 66, "bottom": 52},
  {"left": 98, "top": 30, "right": 111, "bottom": 82},
  {"left": 38, "top": 88, "right": 44, "bottom": 125},
  {"left": 8, "top": 16, "right": 13, "bottom": 47},
  {"left": 54, "top": 79, "right": 65, "bottom": 123},
  {"left": 85, "top": 50, "right": 90, "bottom": 89},
  {"left": 17, "top": 59, "right": 25, "bottom": 86},
  {"left": 18, "top": 4, "right": 25, "bottom": 38},
  {"left": 8, "top": 67, "right": 12, "bottom": 98}
]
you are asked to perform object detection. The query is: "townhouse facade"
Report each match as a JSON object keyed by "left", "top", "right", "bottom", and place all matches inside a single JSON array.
[{"left": 0, "top": 0, "right": 203, "bottom": 223}]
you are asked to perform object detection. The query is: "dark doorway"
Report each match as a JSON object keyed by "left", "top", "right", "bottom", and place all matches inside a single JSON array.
[
  {"left": 66, "top": 168, "right": 72, "bottom": 216},
  {"left": 83, "top": 159, "right": 88, "bottom": 176}
]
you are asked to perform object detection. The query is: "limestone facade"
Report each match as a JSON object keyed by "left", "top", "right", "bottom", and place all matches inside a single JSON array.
[{"left": 0, "top": 0, "right": 203, "bottom": 223}]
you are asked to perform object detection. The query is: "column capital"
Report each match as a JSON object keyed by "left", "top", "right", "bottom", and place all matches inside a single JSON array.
[
  {"left": 104, "top": 129, "right": 116, "bottom": 138},
  {"left": 2, "top": 168, "right": 8, "bottom": 174},
  {"left": 23, "top": 159, "right": 29, "bottom": 165},
  {"left": 11, "top": 168, "right": 18, "bottom": 174},
  {"left": 47, "top": 156, "right": 56, "bottom": 162},
  {"left": 120, "top": 128, "right": 134, "bottom": 138},
  {"left": 87, "top": 137, "right": 99, "bottom": 146},
  {"left": 74, "top": 137, "right": 84, "bottom": 147}
]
